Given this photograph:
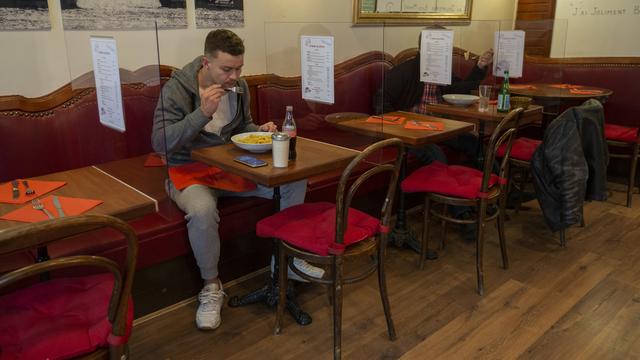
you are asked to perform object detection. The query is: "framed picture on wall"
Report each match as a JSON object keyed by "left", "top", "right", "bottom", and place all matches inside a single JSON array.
[
  {"left": 353, "top": 0, "right": 473, "bottom": 25},
  {"left": 61, "top": 0, "right": 187, "bottom": 30},
  {"left": 195, "top": 0, "right": 244, "bottom": 29},
  {"left": 0, "top": 0, "right": 51, "bottom": 31}
]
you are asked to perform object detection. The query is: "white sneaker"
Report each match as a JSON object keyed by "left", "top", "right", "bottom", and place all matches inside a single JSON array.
[
  {"left": 196, "top": 282, "right": 226, "bottom": 330},
  {"left": 293, "top": 258, "right": 325, "bottom": 278},
  {"left": 271, "top": 256, "right": 326, "bottom": 282}
]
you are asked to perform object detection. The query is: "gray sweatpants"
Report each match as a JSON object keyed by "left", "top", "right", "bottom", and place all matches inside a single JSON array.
[{"left": 167, "top": 179, "right": 307, "bottom": 280}]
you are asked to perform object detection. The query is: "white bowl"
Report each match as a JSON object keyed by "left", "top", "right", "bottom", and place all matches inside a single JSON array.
[
  {"left": 231, "top": 132, "right": 273, "bottom": 153},
  {"left": 442, "top": 94, "right": 479, "bottom": 107}
]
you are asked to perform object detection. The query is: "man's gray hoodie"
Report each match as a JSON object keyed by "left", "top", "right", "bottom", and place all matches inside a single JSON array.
[{"left": 151, "top": 56, "right": 258, "bottom": 166}]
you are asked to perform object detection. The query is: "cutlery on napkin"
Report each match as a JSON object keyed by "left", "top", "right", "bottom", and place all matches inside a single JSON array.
[
  {"left": 11, "top": 180, "right": 19, "bottom": 200},
  {"left": 52, "top": 195, "right": 66, "bottom": 217}
]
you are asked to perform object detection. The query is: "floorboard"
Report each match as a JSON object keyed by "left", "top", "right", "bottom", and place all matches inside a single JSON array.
[{"left": 129, "top": 184, "right": 640, "bottom": 359}]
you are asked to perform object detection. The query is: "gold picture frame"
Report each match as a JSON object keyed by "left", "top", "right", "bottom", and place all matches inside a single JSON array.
[{"left": 353, "top": 0, "right": 473, "bottom": 25}]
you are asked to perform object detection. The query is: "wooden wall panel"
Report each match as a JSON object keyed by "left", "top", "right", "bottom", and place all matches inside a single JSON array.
[{"left": 515, "top": 0, "right": 557, "bottom": 57}]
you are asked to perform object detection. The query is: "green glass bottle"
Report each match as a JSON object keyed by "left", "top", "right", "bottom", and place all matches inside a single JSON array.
[{"left": 497, "top": 70, "right": 511, "bottom": 113}]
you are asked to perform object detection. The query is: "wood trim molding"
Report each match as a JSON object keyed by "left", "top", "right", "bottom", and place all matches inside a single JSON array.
[
  {"left": 2, "top": 50, "right": 638, "bottom": 115},
  {"left": 525, "top": 55, "right": 640, "bottom": 66},
  {"left": 0, "top": 65, "right": 176, "bottom": 113}
]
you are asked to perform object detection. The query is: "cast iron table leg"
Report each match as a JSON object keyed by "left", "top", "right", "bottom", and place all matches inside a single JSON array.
[
  {"left": 390, "top": 148, "right": 438, "bottom": 259},
  {"left": 36, "top": 246, "right": 50, "bottom": 281},
  {"left": 476, "top": 121, "right": 486, "bottom": 169},
  {"left": 227, "top": 186, "right": 312, "bottom": 326}
]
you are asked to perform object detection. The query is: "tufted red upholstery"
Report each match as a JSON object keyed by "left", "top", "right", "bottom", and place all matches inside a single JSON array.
[
  {"left": 500, "top": 62, "right": 640, "bottom": 130},
  {"left": 256, "top": 202, "right": 380, "bottom": 256},
  {"left": 401, "top": 161, "right": 499, "bottom": 199},
  {"left": 604, "top": 123, "right": 639, "bottom": 143},
  {"left": 496, "top": 137, "right": 542, "bottom": 161},
  {"left": 0, "top": 85, "right": 161, "bottom": 183},
  {"left": 0, "top": 274, "right": 133, "bottom": 359}
]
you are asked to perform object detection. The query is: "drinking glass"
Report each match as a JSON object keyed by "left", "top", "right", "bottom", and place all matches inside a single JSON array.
[{"left": 478, "top": 85, "right": 491, "bottom": 112}]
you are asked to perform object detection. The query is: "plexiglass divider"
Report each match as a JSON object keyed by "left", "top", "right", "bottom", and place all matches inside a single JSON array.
[
  {"left": 61, "top": 23, "right": 165, "bottom": 213},
  {"left": 378, "top": 20, "right": 569, "bottom": 161},
  {"left": 263, "top": 21, "right": 388, "bottom": 166}
]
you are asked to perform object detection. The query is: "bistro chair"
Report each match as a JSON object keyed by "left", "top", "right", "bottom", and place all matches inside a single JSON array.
[
  {"left": 0, "top": 214, "right": 137, "bottom": 359},
  {"left": 401, "top": 108, "right": 523, "bottom": 295},
  {"left": 499, "top": 135, "right": 583, "bottom": 247},
  {"left": 603, "top": 123, "right": 639, "bottom": 207},
  {"left": 256, "top": 138, "right": 403, "bottom": 360},
  {"left": 496, "top": 136, "right": 542, "bottom": 212}
]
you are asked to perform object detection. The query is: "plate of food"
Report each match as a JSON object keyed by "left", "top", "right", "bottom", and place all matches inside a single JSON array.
[
  {"left": 442, "top": 94, "right": 479, "bottom": 107},
  {"left": 231, "top": 132, "right": 273, "bottom": 153}
]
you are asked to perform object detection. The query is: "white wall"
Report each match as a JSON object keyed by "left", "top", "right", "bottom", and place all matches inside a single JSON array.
[
  {"left": 0, "top": 0, "right": 515, "bottom": 97},
  {"left": 551, "top": 0, "right": 640, "bottom": 57}
]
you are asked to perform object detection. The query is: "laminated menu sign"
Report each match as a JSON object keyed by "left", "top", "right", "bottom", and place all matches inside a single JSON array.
[
  {"left": 301, "top": 35, "right": 334, "bottom": 104},
  {"left": 90, "top": 36, "right": 126, "bottom": 132},
  {"left": 493, "top": 30, "right": 525, "bottom": 78},
  {"left": 420, "top": 29, "right": 453, "bottom": 85}
]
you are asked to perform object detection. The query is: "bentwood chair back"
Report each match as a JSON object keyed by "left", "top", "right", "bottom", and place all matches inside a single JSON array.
[
  {"left": 604, "top": 123, "right": 640, "bottom": 207},
  {"left": 0, "top": 214, "right": 138, "bottom": 360},
  {"left": 401, "top": 108, "right": 523, "bottom": 295},
  {"left": 256, "top": 138, "right": 404, "bottom": 359}
]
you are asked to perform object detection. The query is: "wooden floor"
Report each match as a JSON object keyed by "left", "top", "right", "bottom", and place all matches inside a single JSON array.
[{"left": 129, "top": 183, "right": 640, "bottom": 359}]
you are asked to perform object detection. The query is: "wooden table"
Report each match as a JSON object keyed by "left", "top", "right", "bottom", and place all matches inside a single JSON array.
[
  {"left": 422, "top": 103, "right": 543, "bottom": 132},
  {"left": 510, "top": 83, "right": 613, "bottom": 101},
  {"left": 193, "top": 137, "right": 360, "bottom": 188},
  {"left": 333, "top": 111, "right": 474, "bottom": 147},
  {"left": 193, "top": 136, "right": 361, "bottom": 325},
  {"left": 510, "top": 83, "right": 613, "bottom": 127},
  {"left": 422, "top": 103, "right": 544, "bottom": 163},
  {"left": 334, "top": 111, "right": 475, "bottom": 255},
  {"left": 0, "top": 163, "right": 158, "bottom": 265},
  {"left": 95, "top": 154, "right": 169, "bottom": 202},
  {"left": 0, "top": 165, "right": 157, "bottom": 232}
]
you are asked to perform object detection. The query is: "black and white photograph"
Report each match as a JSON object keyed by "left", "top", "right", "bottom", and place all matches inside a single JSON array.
[
  {"left": 0, "top": 0, "right": 50, "bottom": 31},
  {"left": 195, "top": 0, "right": 243, "bottom": 29},
  {"left": 61, "top": 0, "right": 187, "bottom": 31}
]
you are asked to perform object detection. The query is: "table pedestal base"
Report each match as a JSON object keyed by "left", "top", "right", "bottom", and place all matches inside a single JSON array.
[
  {"left": 390, "top": 226, "right": 438, "bottom": 259},
  {"left": 228, "top": 278, "right": 312, "bottom": 326},
  {"left": 391, "top": 151, "right": 438, "bottom": 259}
]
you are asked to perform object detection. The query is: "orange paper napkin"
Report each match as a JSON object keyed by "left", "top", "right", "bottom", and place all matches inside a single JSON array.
[
  {"left": 144, "top": 153, "right": 167, "bottom": 167},
  {"left": 569, "top": 88, "right": 603, "bottom": 95},
  {"left": 550, "top": 84, "right": 580, "bottom": 89},
  {"left": 0, "top": 180, "right": 66, "bottom": 205},
  {"left": 168, "top": 162, "right": 256, "bottom": 193},
  {"left": 404, "top": 120, "right": 445, "bottom": 131},
  {"left": 366, "top": 115, "right": 405, "bottom": 125},
  {"left": 0, "top": 195, "right": 103, "bottom": 223},
  {"left": 510, "top": 84, "right": 537, "bottom": 90}
]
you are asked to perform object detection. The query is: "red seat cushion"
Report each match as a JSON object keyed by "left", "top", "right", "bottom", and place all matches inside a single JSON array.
[
  {"left": 0, "top": 274, "right": 133, "bottom": 360},
  {"left": 401, "top": 161, "right": 499, "bottom": 199},
  {"left": 256, "top": 202, "right": 380, "bottom": 256},
  {"left": 496, "top": 137, "right": 542, "bottom": 161},
  {"left": 604, "top": 123, "right": 639, "bottom": 143}
]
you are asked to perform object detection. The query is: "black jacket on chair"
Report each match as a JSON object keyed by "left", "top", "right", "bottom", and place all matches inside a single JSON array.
[{"left": 531, "top": 99, "right": 609, "bottom": 232}]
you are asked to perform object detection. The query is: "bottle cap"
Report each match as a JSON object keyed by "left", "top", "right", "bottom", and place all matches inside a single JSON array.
[
  {"left": 286, "top": 105, "right": 293, "bottom": 111},
  {"left": 272, "top": 132, "right": 290, "bottom": 141}
]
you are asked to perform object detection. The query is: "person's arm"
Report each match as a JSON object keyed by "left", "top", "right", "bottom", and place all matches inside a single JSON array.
[
  {"left": 151, "top": 79, "right": 212, "bottom": 155},
  {"left": 444, "top": 49, "right": 493, "bottom": 95}
]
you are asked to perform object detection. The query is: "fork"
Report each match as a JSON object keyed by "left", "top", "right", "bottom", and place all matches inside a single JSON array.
[
  {"left": 22, "top": 180, "right": 35, "bottom": 195},
  {"left": 32, "top": 199, "right": 55, "bottom": 219}
]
